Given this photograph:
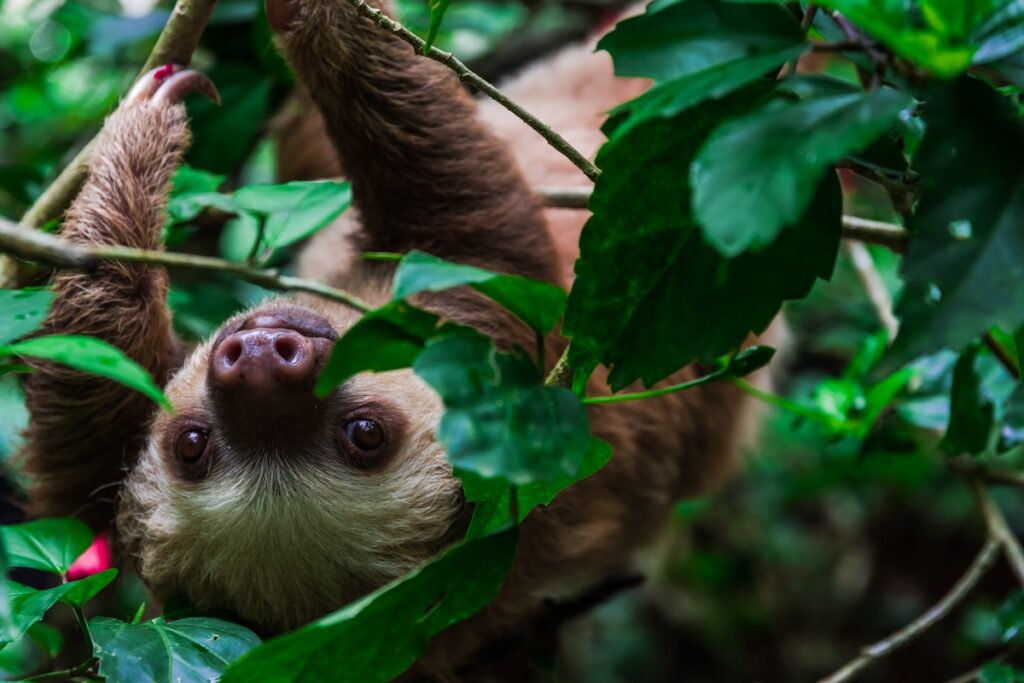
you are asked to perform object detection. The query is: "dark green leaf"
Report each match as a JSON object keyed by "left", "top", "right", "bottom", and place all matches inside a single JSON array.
[
  {"left": 999, "top": 385, "right": 1024, "bottom": 451},
  {"left": 60, "top": 569, "right": 118, "bottom": 608},
  {"left": 692, "top": 89, "right": 912, "bottom": 256},
  {"left": 891, "top": 79, "right": 1024, "bottom": 364},
  {"left": 999, "top": 590, "right": 1024, "bottom": 643},
  {"left": 0, "top": 288, "right": 53, "bottom": 345},
  {"left": 940, "top": 343, "right": 994, "bottom": 454},
  {"left": 0, "top": 335, "right": 171, "bottom": 410},
  {"left": 91, "top": 616, "right": 262, "bottom": 683},
  {"left": 0, "top": 518, "right": 91, "bottom": 574},
  {"left": 461, "top": 437, "right": 614, "bottom": 539},
  {"left": 980, "top": 661, "right": 1024, "bottom": 683},
  {"left": 727, "top": 345, "right": 776, "bottom": 377},
  {"left": 186, "top": 64, "right": 271, "bottom": 174},
  {"left": 315, "top": 301, "right": 441, "bottom": 397},
  {"left": 393, "top": 250, "right": 567, "bottom": 333},
  {"left": 414, "top": 332, "right": 591, "bottom": 484},
  {"left": 598, "top": 0, "right": 804, "bottom": 82},
  {"left": 222, "top": 529, "right": 516, "bottom": 683}
]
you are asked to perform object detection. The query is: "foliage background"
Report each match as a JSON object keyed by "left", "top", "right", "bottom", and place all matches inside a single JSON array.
[{"left": 2, "top": 0, "right": 1024, "bottom": 681}]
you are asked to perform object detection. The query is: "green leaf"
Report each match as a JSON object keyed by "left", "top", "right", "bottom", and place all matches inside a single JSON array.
[
  {"left": 972, "top": 1, "right": 1024, "bottom": 85},
  {"left": 315, "top": 301, "right": 441, "bottom": 397},
  {"left": 0, "top": 518, "right": 92, "bottom": 574},
  {"left": 232, "top": 180, "right": 351, "bottom": 253},
  {"left": 1, "top": 572, "right": 116, "bottom": 647},
  {"left": 891, "top": 79, "right": 1024, "bottom": 364},
  {"left": 222, "top": 529, "right": 516, "bottom": 683},
  {"left": 413, "top": 332, "right": 592, "bottom": 484},
  {"left": 610, "top": 45, "right": 808, "bottom": 137},
  {"left": 26, "top": 622, "right": 62, "bottom": 658},
  {"left": 692, "top": 89, "right": 913, "bottom": 256},
  {"left": 166, "top": 165, "right": 233, "bottom": 225},
  {"left": 814, "top": 0, "right": 976, "bottom": 77},
  {"left": 60, "top": 568, "right": 118, "bottom": 608},
  {"left": 0, "top": 288, "right": 53, "bottom": 345},
  {"left": 460, "top": 437, "right": 614, "bottom": 539},
  {"left": 393, "top": 250, "right": 567, "bottom": 334},
  {"left": 727, "top": 345, "right": 777, "bottom": 377},
  {"left": 0, "top": 335, "right": 171, "bottom": 410},
  {"left": 999, "top": 590, "right": 1024, "bottom": 643},
  {"left": 424, "top": 0, "right": 450, "bottom": 52},
  {"left": 597, "top": 0, "right": 804, "bottom": 82},
  {"left": 565, "top": 86, "right": 842, "bottom": 390},
  {"left": 91, "top": 616, "right": 262, "bottom": 683},
  {"left": 940, "top": 343, "right": 994, "bottom": 454},
  {"left": 980, "top": 661, "right": 1024, "bottom": 683}
]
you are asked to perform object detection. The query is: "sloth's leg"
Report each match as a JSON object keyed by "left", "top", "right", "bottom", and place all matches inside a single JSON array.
[
  {"left": 20, "top": 67, "right": 218, "bottom": 528},
  {"left": 266, "top": 0, "right": 558, "bottom": 282}
]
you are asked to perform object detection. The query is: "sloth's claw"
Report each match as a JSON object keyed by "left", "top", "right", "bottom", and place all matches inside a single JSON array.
[{"left": 127, "top": 65, "right": 220, "bottom": 107}]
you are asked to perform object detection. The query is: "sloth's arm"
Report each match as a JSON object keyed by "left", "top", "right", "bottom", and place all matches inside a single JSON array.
[
  {"left": 20, "top": 69, "right": 212, "bottom": 528},
  {"left": 269, "top": 0, "right": 559, "bottom": 283}
]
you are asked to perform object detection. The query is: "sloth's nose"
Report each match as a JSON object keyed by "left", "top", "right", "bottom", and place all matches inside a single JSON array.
[{"left": 210, "top": 328, "right": 316, "bottom": 392}]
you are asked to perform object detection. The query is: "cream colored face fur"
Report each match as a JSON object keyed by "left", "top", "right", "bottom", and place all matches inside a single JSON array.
[{"left": 117, "top": 301, "right": 462, "bottom": 633}]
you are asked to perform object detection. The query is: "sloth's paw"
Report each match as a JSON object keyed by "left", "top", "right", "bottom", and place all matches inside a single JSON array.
[{"left": 126, "top": 65, "right": 220, "bottom": 108}]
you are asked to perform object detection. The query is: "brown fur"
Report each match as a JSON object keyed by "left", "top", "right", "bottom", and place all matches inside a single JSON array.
[{"left": 20, "top": 0, "right": 768, "bottom": 677}]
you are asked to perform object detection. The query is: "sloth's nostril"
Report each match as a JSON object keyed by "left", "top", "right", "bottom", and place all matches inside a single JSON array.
[
  {"left": 221, "top": 338, "right": 243, "bottom": 366},
  {"left": 274, "top": 336, "right": 300, "bottom": 363}
]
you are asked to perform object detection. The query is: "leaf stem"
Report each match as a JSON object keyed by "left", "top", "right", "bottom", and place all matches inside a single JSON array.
[
  {"left": 23, "top": 656, "right": 100, "bottom": 682},
  {"left": 732, "top": 378, "right": 850, "bottom": 430},
  {"left": 73, "top": 605, "right": 94, "bottom": 657},
  {"left": 583, "top": 367, "right": 729, "bottom": 405}
]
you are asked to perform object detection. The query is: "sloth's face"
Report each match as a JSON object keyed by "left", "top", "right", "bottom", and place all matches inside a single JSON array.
[{"left": 117, "top": 300, "right": 463, "bottom": 632}]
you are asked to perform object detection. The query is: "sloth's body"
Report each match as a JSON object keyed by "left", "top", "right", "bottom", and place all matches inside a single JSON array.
[{"left": 20, "top": 0, "right": 765, "bottom": 674}]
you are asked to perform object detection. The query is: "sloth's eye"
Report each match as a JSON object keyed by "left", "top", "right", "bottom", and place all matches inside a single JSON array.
[
  {"left": 345, "top": 419, "right": 384, "bottom": 451},
  {"left": 175, "top": 428, "right": 209, "bottom": 464}
]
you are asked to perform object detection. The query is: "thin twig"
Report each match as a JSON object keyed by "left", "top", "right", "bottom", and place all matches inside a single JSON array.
[
  {"left": 347, "top": 0, "right": 600, "bottom": 182},
  {"left": 544, "top": 346, "right": 573, "bottom": 389},
  {"left": 23, "top": 656, "right": 99, "bottom": 682},
  {"left": 972, "top": 479, "right": 1024, "bottom": 586},
  {"left": 844, "top": 241, "right": 900, "bottom": 341},
  {"left": 984, "top": 332, "right": 1021, "bottom": 380},
  {"left": 0, "top": 218, "right": 372, "bottom": 313},
  {"left": 948, "top": 460, "right": 1024, "bottom": 488},
  {"left": 817, "top": 537, "right": 1001, "bottom": 683},
  {"left": 584, "top": 366, "right": 729, "bottom": 405}
]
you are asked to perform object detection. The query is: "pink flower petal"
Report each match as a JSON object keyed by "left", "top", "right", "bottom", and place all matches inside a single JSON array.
[{"left": 67, "top": 532, "right": 112, "bottom": 580}]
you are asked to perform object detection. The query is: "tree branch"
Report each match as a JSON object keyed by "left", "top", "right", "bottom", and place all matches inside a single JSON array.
[
  {"left": 2, "top": 0, "right": 218, "bottom": 288},
  {"left": 972, "top": 479, "right": 1024, "bottom": 586},
  {"left": 0, "top": 218, "right": 372, "bottom": 313},
  {"left": 818, "top": 537, "right": 1001, "bottom": 683},
  {"left": 347, "top": 0, "right": 601, "bottom": 183},
  {"left": 536, "top": 187, "right": 910, "bottom": 252},
  {"left": 845, "top": 241, "right": 899, "bottom": 341}
]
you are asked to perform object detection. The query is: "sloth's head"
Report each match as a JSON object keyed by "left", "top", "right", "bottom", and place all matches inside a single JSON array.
[{"left": 117, "top": 300, "right": 464, "bottom": 632}]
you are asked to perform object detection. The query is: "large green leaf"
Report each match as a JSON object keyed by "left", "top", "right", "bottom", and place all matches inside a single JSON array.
[
  {"left": 597, "top": 0, "right": 804, "bottom": 82},
  {"left": 0, "top": 335, "right": 170, "bottom": 410},
  {"left": 166, "top": 165, "right": 231, "bottom": 225},
  {"left": 0, "top": 289, "right": 53, "bottom": 346},
  {"left": 814, "top": 0, "right": 976, "bottom": 77},
  {"left": 393, "top": 250, "right": 567, "bottom": 334},
  {"left": 460, "top": 437, "right": 614, "bottom": 539},
  {"left": 91, "top": 617, "right": 262, "bottom": 683},
  {"left": 0, "top": 518, "right": 92, "bottom": 575},
  {"left": 940, "top": 343, "right": 994, "bottom": 454},
  {"left": 891, "top": 78, "right": 1024, "bottom": 364},
  {"left": 564, "top": 90, "right": 841, "bottom": 390},
  {"left": 222, "top": 528, "right": 516, "bottom": 683},
  {"left": 414, "top": 333, "right": 592, "bottom": 484},
  {"left": 692, "top": 89, "right": 913, "bottom": 256},
  {"left": 315, "top": 301, "right": 441, "bottom": 397}
]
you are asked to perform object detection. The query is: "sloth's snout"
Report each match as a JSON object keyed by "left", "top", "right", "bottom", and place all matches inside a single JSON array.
[{"left": 211, "top": 328, "right": 317, "bottom": 391}]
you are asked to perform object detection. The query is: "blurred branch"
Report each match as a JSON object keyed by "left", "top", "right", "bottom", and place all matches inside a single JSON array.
[
  {"left": 2, "top": 0, "right": 219, "bottom": 288},
  {"left": 348, "top": 0, "right": 601, "bottom": 182},
  {"left": 544, "top": 346, "right": 574, "bottom": 388},
  {"left": 844, "top": 241, "right": 900, "bottom": 341},
  {"left": 536, "top": 187, "right": 910, "bottom": 251},
  {"left": 972, "top": 479, "right": 1024, "bottom": 586},
  {"left": 0, "top": 217, "right": 372, "bottom": 313},
  {"left": 818, "top": 537, "right": 1001, "bottom": 683},
  {"left": 985, "top": 332, "right": 1021, "bottom": 380}
]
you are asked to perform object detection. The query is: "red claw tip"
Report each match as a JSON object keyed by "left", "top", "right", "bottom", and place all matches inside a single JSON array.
[{"left": 154, "top": 64, "right": 176, "bottom": 81}]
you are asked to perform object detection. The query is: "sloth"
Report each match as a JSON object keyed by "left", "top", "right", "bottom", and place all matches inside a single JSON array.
[{"left": 19, "top": 0, "right": 768, "bottom": 674}]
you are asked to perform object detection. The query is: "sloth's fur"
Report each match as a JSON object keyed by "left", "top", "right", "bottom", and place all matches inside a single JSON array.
[{"left": 20, "top": 0, "right": 774, "bottom": 674}]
